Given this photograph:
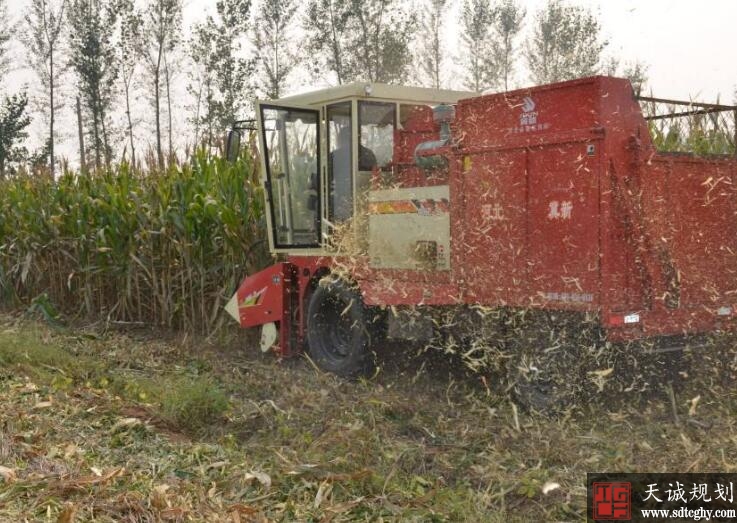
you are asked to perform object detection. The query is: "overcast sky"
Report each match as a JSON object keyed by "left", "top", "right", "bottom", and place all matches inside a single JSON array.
[
  {"left": 183, "top": 0, "right": 737, "bottom": 100},
  {"left": 3, "top": 0, "right": 737, "bottom": 163}
]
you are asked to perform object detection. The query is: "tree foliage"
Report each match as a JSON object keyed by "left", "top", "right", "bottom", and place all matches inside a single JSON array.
[
  {"left": 417, "top": 0, "right": 448, "bottom": 89},
  {"left": 67, "top": 0, "right": 118, "bottom": 171},
  {"left": 23, "top": 0, "right": 67, "bottom": 175},
  {"left": 0, "top": 93, "right": 31, "bottom": 177},
  {"left": 23, "top": 0, "right": 67, "bottom": 106},
  {"left": 460, "top": 0, "right": 497, "bottom": 92},
  {"left": 622, "top": 60, "right": 649, "bottom": 96},
  {"left": 0, "top": 0, "right": 12, "bottom": 82},
  {"left": 118, "top": 0, "right": 142, "bottom": 166},
  {"left": 526, "top": 0, "right": 607, "bottom": 84},
  {"left": 349, "top": 0, "right": 416, "bottom": 84},
  {"left": 602, "top": 57, "right": 649, "bottom": 96},
  {"left": 303, "top": 0, "right": 350, "bottom": 84},
  {"left": 252, "top": 0, "right": 298, "bottom": 99},
  {"left": 304, "top": 0, "right": 416, "bottom": 85},
  {"left": 190, "top": 0, "right": 254, "bottom": 147},
  {"left": 491, "top": 0, "right": 525, "bottom": 90},
  {"left": 189, "top": 22, "right": 216, "bottom": 147},
  {"left": 138, "top": 0, "right": 182, "bottom": 168}
]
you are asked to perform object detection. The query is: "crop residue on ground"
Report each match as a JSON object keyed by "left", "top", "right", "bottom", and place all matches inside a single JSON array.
[{"left": 1, "top": 316, "right": 737, "bottom": 521}]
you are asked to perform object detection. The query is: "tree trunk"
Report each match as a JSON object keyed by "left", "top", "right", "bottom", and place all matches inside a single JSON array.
[
  {"left": 272, "top": 42, "right": 280, "bottom": 99},
  {"left": 433, "top": 25, "right": 440, "bottom": 89},
  {"left": 165, "top": 54, "right": 173, "bottom": 164},
  {"left": 124, "top": 73, "right": 136, "bottom": 168},
  {"left": 100, "top": 94, "right": 111, "bottom": 169},
  {"left": 154, "top": 41, "right": 164, "bottom": 169},
  {"left": 154, "top": 67, "right": 162, "bottom": 169},
  {"left": 207, "top": 95, "right": 213, "bottom": 148},
  {"left": 91, "top": 98, "right": 101, "bottom": 171},
  {"left": 502, "top": 38, "right": 508, "bottom": 90},
  {"left": 77, "top": 96, "right": 86, "bottom": 174},
  {"left": 193, "top": 77, "right": 202, "bottom": 148},
  {"left": 49, "top": 46, "right": 55, "bottom": 176},
  {"left": 328, "top": 0, "right": 344, "bottom": 85}
]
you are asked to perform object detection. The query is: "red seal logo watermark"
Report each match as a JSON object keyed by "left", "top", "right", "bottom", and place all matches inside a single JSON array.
[{"left": 592, "top": 482, "right": 631, "bottom": 520}]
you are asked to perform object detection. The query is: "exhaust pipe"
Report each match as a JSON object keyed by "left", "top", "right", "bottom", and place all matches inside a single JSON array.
[{"left": 414, "top": 104, "right": 456, "bottom": 170}]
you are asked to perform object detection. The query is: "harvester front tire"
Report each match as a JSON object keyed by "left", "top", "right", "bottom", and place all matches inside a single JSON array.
[{"left": 306, "top": 278, "right": 376, "bottom": 378}]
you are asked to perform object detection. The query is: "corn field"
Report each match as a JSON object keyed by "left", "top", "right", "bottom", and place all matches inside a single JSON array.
[
  {"left": 639, "top": 97, "right": 737, "bottom": 155},
  {"left": 0, "top": 152, "right": 270, "bottom": 335}
]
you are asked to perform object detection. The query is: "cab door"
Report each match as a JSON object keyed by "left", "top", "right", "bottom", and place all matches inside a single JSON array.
[{"left": 257, "top": 102, "right": 321, "bottom": 251}]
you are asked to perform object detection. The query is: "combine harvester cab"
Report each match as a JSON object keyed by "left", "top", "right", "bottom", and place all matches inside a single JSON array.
[{"left": 227, "top": 77, "right": 737, "bottom": 408}]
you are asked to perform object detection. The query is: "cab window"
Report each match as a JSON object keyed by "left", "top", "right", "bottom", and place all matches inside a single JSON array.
[
  {"left": 359, "top": 102, "right": 395, "bottom": 170},
  {"left": 260, "top": 106, "right": 320, "bottom": 248},
  {"left": 327, "top": 102, "right": 353, "bottom": 223}
]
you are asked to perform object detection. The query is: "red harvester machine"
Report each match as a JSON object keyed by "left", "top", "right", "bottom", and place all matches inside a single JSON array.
[{"left": 226, "top": 76, "right": 737, "bottom": 409}]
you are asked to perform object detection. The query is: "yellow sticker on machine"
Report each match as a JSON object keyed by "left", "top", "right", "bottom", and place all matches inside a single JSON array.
[
  {"left": 368, "top": 199, "right": 450, "bottom": 216},
  {"left": 462, "top": 155, "right": 472, "bottom": 172}
]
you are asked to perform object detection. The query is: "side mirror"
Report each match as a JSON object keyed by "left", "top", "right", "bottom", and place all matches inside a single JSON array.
[{"left": 226, "top": 129, "right": 241, "bottom": 162}]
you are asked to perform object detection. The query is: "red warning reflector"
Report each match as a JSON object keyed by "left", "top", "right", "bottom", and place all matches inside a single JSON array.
[{"left": 607, "top": 313, "right": 640, "bottom": 326}]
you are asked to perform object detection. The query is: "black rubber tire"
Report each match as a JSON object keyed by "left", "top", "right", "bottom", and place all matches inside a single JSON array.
[
  {"left": 507, "top": 350, "right": 577, "bottom": 414},
  {"left": 306, "top": 278, "right": 376, "bottom": 378},
  {"left": 505, "top": 312, "right": 588, "bottom": 414}
]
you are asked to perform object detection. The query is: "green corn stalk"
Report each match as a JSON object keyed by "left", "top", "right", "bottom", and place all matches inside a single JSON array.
[{"left": 0, "top": 149, "right": 268, "bottom": 335}]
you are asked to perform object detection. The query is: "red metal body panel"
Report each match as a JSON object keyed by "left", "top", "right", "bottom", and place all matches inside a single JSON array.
[
  {"left": 234, "top": 262, "right": 290, "bottom": 328},
  {"left": 232, "top": 262, "right": 295, "bottom": 356},
  {"left": 240, "top": 76, "right": 737, "bottom": 355}
]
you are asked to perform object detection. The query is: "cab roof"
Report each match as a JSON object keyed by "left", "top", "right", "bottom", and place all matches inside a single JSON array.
[{"left": 266, "top": 82, "right": 477, "bottom": 107}]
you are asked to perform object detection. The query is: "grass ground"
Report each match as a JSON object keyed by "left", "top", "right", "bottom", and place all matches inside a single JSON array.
[{"left": 1, "top": 315, "right": 737, "bottom": 522}]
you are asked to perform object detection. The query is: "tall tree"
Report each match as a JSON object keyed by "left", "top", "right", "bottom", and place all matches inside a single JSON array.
[
  {"left": 601, "top": 56, "right": 618, "bottom": 76},
  {"left": 491, "top": 0, "right": 525, "bottom": 91},
  {"left": 417, "top": 0, "right": 448, "bottom": 89},
  {"left": 304, "top": 0, "right": 416, "bottom": 85},
  {"left": 118, "top": 0, "right": 141, "bottom": 167},
  {"left": 0, "top": 93, "right": 31, "bottom": 177},
  {"left": 303, "top": 0, "right": 351, "bottom": 84},
  {"left": 460, "top": 0, "right": 497, "bottom": 92},
  {"left": 189, "top": 0, "right": 253, "bottom": 147},
  {"left": 23, "top": 0, "right": 67, "bottom": 175},
  {"left": 526, "top": 0, "right": 607, "bottom": 84},
  {"left": 67, "top": 0, "right": 119, "bottom": 171},
  {"left": 0, "top": 0, "right": 12, "bottom": 83},
  {"left": 347, "top": 0, "right": 416, "bottom": 83},
  {"left": 2, "top": 3, "right": 32, "bottom": 176},
  {"left": 139, "top": 0, "right": 182, "bottom": 169},
  {"left": 163, "top": 50, "right": 184, "bottom": 160},
  {"left": 601, "top": 57, "right": 649, "bottom": 95},
  {"left": 622, "top": 60, "right": 648, "bottom": 96},
  {"left": 164, "top": 52, "right": 174, "bottom": 160},
  {"left": 189, "top": 20, "right": 217, "bottom": 148},
  {"left": 252, "top": 0, "right": 298, "bottom": 99}
]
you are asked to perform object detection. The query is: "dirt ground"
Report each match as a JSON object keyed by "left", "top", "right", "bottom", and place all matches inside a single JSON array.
[{"left": 2, "top": 315, "right": 737, "bottom": 522}]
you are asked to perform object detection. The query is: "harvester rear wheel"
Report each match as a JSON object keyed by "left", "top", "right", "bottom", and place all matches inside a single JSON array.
[
  {"left": 507, "top": 350, "right": 579, "bottom": 414},
  {"left": 505, "top": 311, "right": 594, "bottom": 414},
  {"left": 306, "top": 277, "right": 376, "bottom": 378}
]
